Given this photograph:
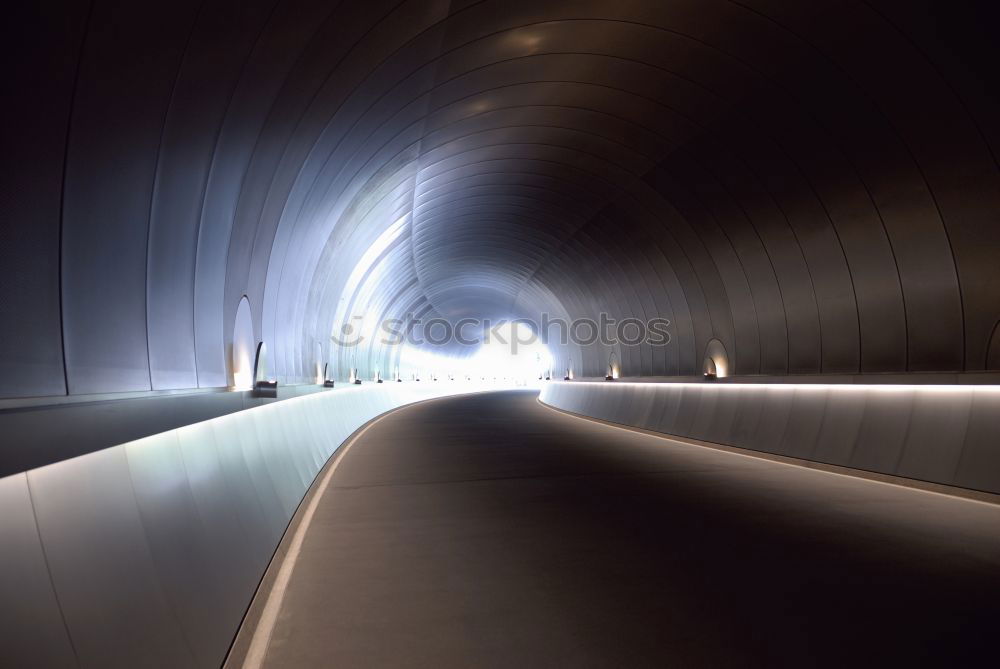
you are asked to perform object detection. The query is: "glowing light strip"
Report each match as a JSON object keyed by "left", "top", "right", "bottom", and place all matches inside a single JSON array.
[{"left": 560, "top": 381, "right": 1000, "bottom": 393}]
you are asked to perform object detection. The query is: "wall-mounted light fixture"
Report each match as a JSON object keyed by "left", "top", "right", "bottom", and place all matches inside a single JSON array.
[
  {"left": 232, "top": 296, "right": 255, "bottom": 390},
  {"left": 704, "top": 338, "right": 729, "bottom": 379}
]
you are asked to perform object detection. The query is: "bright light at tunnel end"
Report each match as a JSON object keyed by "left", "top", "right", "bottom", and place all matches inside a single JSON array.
[
  {"left": 326, "top": 308, "right": 1000, "bottom": 392},
  {"left": 329, "top": 312, "right": 668, "bottom": 384},
  {"left": 471, "top": 321, "right": 553, "bottom": 381},
  {"left": 395, "top": 321, "right": 554, "bottom": 386}
]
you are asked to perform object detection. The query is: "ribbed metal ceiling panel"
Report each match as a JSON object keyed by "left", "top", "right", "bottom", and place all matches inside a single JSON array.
[{"left": 3, "top": 0, "right": 999, "bottom": 396}]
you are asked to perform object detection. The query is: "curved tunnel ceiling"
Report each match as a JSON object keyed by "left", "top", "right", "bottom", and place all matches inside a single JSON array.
[{"left": 3, "top": 0, "right": 1000, "bottom": 398}]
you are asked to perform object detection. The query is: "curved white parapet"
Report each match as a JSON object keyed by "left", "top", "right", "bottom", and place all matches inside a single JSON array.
[
  {"left": 0, "top": 383, "right": 480, "bottom": 668},
  {"left": 540, "top": 381, "right": 1000, "bottom": 496}
]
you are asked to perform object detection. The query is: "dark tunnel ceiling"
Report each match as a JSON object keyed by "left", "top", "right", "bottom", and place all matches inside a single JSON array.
[{"left": 3, "top": 0, "right": 1000, "bottom": 397}]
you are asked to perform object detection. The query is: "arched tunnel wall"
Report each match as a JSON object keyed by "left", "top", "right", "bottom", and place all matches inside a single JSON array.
[{"left": 4, "top": 0, "right": 1000, "bottom": 402}]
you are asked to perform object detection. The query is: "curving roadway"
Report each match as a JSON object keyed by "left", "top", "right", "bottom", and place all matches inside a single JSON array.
[{"left": 244, "top": 390, "right": 1000, "bottom": 668}]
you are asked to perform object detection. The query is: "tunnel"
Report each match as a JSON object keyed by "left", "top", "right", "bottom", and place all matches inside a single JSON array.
[{"left": 2, "top": 0, "right": 1000, "bottom": 667}]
